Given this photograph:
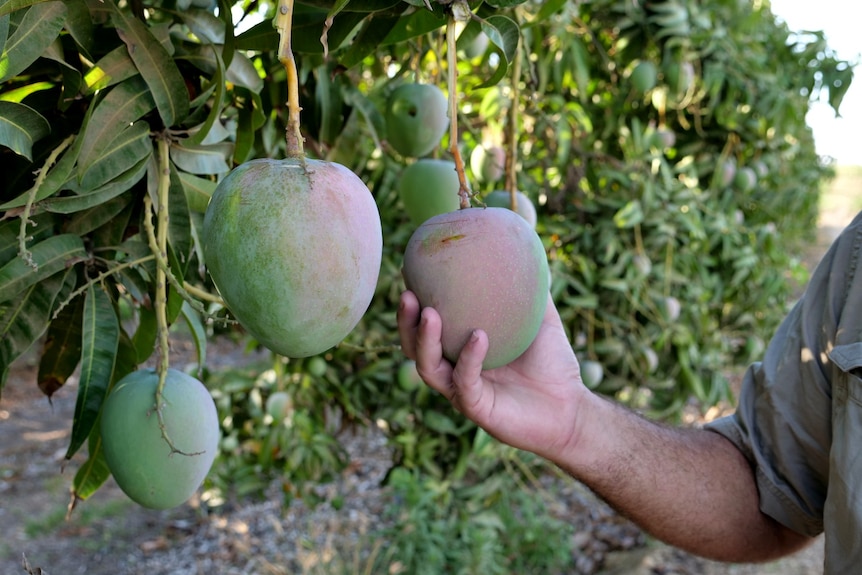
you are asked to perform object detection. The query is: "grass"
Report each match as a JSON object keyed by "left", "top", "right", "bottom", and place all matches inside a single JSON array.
[{"left": 23, "top": 497, "right": 132, "bottom": 539}]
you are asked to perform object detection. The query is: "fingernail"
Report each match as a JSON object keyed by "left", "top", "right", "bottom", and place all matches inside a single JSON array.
[{"left": 469, "top": 330, "right": 479, "bottom": 344}]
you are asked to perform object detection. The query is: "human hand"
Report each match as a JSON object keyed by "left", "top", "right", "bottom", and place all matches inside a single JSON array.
[{"left": 397, "top": 290, "right": 588, "bottom": 460}]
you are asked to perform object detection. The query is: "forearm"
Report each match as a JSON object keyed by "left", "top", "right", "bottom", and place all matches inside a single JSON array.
[{"left": 550, "top": 393, "right": 812, "bottom": 562}]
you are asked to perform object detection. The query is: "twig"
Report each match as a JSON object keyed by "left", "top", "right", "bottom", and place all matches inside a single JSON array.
[
  {"left": 446, "top": 10, "right": 473, "bottom": 209},
  {"left": 275, "top": 0, "right": 305, "bottom": 158}
]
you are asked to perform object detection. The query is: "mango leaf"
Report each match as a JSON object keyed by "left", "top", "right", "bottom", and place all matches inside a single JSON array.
[
  {"left": 170, "top": 142, "right": 231, "bottom": 175},
  {"left": 177, "top": 9, "right": 225, "bottom": 43},
  {"left": 338, "top": 12, "right": 402, "bottom": 69},
  {"left": 131, "top": 303, "right": 157, "bottom": 364},
  {"left": 168, "top": 163, "right": 192, "bottom": 273},
  {"left": 63, "top": 0, "right": 94, "bottom": 57},
  {"left": 0, "top": 1, "right": 67, "bottom": 82},
  {"left": 0, "top": 213, "right": 56, "bottom": 266},
  {"left": 0, "top": 0, "right": 54, "bottom": 18},
  {"left": 83, "top": 46, "right": 138, "bottom": 95},
  {"left": 66, "top": 193, "right": 133, "bottom": 236},
  {"left": 0, "top": 234, "right": 86, "bottom": 306},
  {"left": 483, "top": 0, "right": 528, "bottom": 7},
  {"left": 65, "top": 283, "right": 119, "bottom": 460},
  {"left": 235, "top": 10, "right": 367, "bottom": 55},
  {"left": 216, "top": 0, "right": 234, "bottom": 68},
  {"left": 70, "top": 330, "right": 137, "bottom": 505},
  {"left": 178, "top": 171, "right": 216, "bottom": 213},
  {"left": 0, "top": 268, "right": 74, "bottom": 390},
  {"left": 381, "top": 8, "right": 445, "bottom": 46},
  {"left": 475, "top": 15, "right": 520, "bottom": 89},
  {"left": 46, "top": 154, "right": 149, "bottom": 214},
  {"left": 184, "top": 45, "right": 226, "bottom": 147},
  {"left": 37, "top": 292, "right": 84, "bottom": 397},
  {"left": 111, "top": 6, "right": 190, "bottom": 127},
  {"left": 0, "top": 14, "right": 8, "bottom": 56},
  {"left": 79, "top": 121, "right": 152, "bottom": 192},
  {"left": 180, "top": 301, "right": 206, "bottom": 377},
  {"left": 613, "top": 199, "right": 644, "bottom": 228},
  {"left": 77, "top": 76, "right": 155, "bottom": 177},
  {"left": 0, "top": 100, "right": 49, "bottom": 160}
]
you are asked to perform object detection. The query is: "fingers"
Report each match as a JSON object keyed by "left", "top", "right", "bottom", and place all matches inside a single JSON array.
[
  {"left": 450, "top": 329, "right": 490, "bottom": 415},
  {"left": 396, "top": 291, "right": 421, "bottom": 360}
]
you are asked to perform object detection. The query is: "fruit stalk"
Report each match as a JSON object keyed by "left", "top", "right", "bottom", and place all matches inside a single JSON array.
[
  {"left": 275, "top": 0, "right": 304, "bottom": 158},
  {"left": 151, "top": 136, "right": 200, "bottom": 457},
  {"left": 446, "top": 15, "right": 472, "bottom": 209},
  {"left": 504, "top": 44, "right": 521, "bottom": 211}
]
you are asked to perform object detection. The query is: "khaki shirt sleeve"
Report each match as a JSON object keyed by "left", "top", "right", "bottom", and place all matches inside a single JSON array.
[{"left": 705, "top": 211, "right": 862, "bottom": 538}]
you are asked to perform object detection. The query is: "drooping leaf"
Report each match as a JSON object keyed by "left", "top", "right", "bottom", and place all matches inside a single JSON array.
[
  {"left": 0, "top": 268, "right": 74, "bottom": 390},
  {"left": 0, "top": 13, "right": 8, "bottom": 56},
  {"left": 37, "top": 292, "right": 84, "bottom": 397},
  {"left": 63, "top": 0, "right": 94, "bottom": 57},
  {"left": 0, "top": 0, "right": 55, "bottom": 18},
  {"left": 338, "top": 12, "right": 402, "bottom": 69},
  {"left": 111, "top": 6, "right": 190, "bottom": 127},
  {"left": 65, "top": 283, "right": 119, "bottom": 460},
  {"left": 0, "top": 1, "right": 67, "bottom": 82},
  {"left": 168, "top": 163, "right": 192, "bottom": 273},
  {"left": 180, "top": 300, "right": 206, "bottom": 376},
  {"left": 0, "top": 100, "right": 49, "bottom": 160},
  {"left": 131, "top": 302, "right": 157, "bottom": 364},
  {"left": 78, "top": 120, "right": 153, "bottom": 192},
  {"left": 0, "top": 234, "right": 86, "bottom": 306},
  {"left": 381, "top": 7, "right": 445, "bottom": 46},
  {"left": 177, "top": 9, "right": 225, "bottom": 43},
  {"left": 70, "top": 329, "right": 137, "bottom": 505}
]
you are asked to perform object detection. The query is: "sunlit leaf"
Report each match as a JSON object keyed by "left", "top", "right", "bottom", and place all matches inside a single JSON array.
[
  {"left": 474, "top": 15, "right": 520, "bottom": 89},
  {"left": 83, "top": 46, "right": 138, "bottom": 95},
  {"left": 0, "top": 100, "right": 49, "bottom": 160},
  {"left": 0, "top": 235, "right": 86, "bottom": 306},
  {"left": 0, "top": 1, "right": 66, "bottom": 82},
  {"left": 111, "top": 6, "right": 190, "bottom": 127},
  {"left": 65, "top": 283, "right": 119, "bottom": 460},
  {"left": 381, "top": 7, "right": 445, "bottom": 46}
]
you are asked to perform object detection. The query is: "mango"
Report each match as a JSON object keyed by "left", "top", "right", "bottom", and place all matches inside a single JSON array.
[
  {"left": 385, "top": 83, "right": 449, "bottom": 158},
  {"left": 398, "top": 159, "right": 461, "bottom": 227},
  {"left": 483, "top": 190, "right": 537, "bottom": 228}
]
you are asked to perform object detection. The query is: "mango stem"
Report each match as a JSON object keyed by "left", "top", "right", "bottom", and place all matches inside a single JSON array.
[
  {"left": 275, "top": 0, "right": 305, "bottom": 159},
  {"left": 446, "top": 15, "right": 472, "bottom": 209},
  {"left": 505, "top": 45, "right": 521, "bottom": 211}
]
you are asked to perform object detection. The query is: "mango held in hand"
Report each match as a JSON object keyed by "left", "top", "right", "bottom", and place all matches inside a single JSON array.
[
  {"left": 203, "top": 158, "right": 383, "bottom": 357},
  {"left": 402, "top": 207, "right": 549, "bottom": 369},
  {"left": 100, "top": 369, "right": 219, "bottom": 510}
]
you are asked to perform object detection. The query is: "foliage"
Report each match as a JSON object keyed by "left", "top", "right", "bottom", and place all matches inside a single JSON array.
[{"left": 0, "top": 0, "right": 854, "bottom": 544}]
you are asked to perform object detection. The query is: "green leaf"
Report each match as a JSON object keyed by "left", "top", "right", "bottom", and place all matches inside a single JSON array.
[
  {"left": 170, "top": 142, "right": 231, "bottom": 175},
  {"left": 0, "top": 1, "right": 67, "bottom": 82},
  {"left": 168, "top": 163, "right": 192, "bottom": 272},
  {"left": 381, "top": 8, "right": 445, "bottom": 46},
  {"left": 180, "top": 301, "right": 206, "bottom": 376},
  {"left": 475, "top": 15, "right": 520, "bottom": 89},
  {"left": 613, "top": 200, "right": 644, "bottom": 228},
  {"left": 111, "top": 6, "right": 190, "bottom": 127},
  {"left": 131, "top": 303, "right": 157, "bottom": 364},
  {"left": 0, "top": 0, "right": 54, "bottom": 18},
  {"left": 0, "top": 14, "right": 8, "bottom": 56},
  {"left": 65, "top": 193, "right": 133, "bottom": 236},
  {"left": 83, "top": 46, "right": 138, "bottom": 95},
  {"left": 63, "top": 0, "right": 94, "bottom": 57},
  {"left": 185, "top": 45, "right": 226, "bottom": 147},
  {"left": 177, "top": 171, "right": 216, "bottom": 213},
  {"left": 0, "top": 213, "right": 56, "bottom": 267},
  {"left": 79, "top": 121, "right": 153, "bottom": 192},
  {"left": 45, "top": 154, "right": 149, "bottom": 214},
  {"left": 0, "top": 268, "right": 73, "bottom": 389},
  {"left": 66, "top": 283, "right": 119, "bottom": 460},
  {"left": 177, "top": 9, "right": 225, "bottom": 43},
  {"left": 338, "top": 12, "right": 402, "bottom": 69},
  {"left": 0, "top": 100, "right": 49, "bottom": 160},
  {"left": 77, "top": 76, "right": 155, "bottom": 177},
  {"left": 37, "top": 292, "right": 84, "bottom": 398},
  {"left": 483, "top": 0, "right": 528, "bottom": 7},
  {"left": 71, "top": 330, "right": 137, "bottom": 502},
  {"left": 0, "top": 235, "right": 86, "bottom": 306}
]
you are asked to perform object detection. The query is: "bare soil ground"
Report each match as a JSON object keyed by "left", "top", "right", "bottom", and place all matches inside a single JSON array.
[{"left": 3, "top": 168, "right": 859, "bottom": 575}]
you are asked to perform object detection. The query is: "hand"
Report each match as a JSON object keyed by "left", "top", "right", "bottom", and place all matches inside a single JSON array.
[{"left": 397, "top": 290, "right": 588, "bottom": 460}]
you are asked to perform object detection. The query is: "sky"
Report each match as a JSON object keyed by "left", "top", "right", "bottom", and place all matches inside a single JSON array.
[{"left": 770, "top": 0, "right": 861, "bottom": 165}]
